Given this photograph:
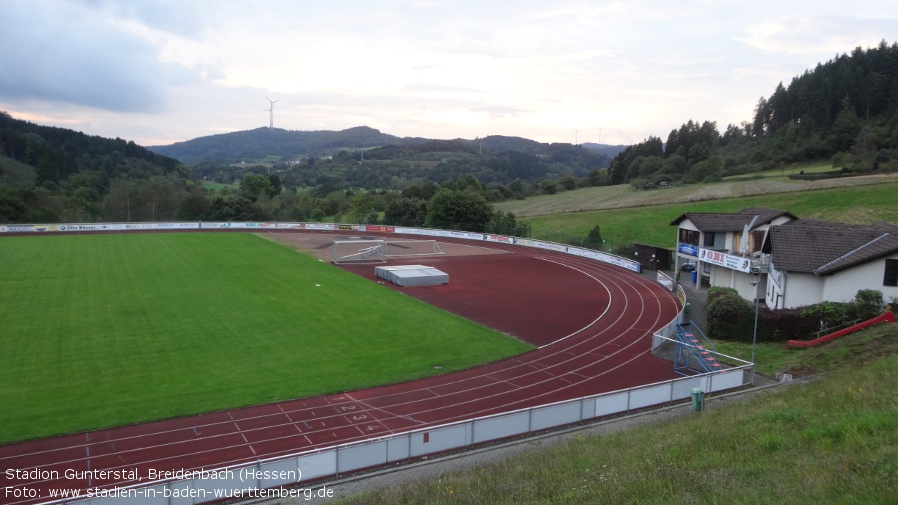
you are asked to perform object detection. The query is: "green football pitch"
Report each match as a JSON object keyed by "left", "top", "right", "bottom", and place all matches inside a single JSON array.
[{"left": 0, "top": 233, "right": 532, "bottom": 444}]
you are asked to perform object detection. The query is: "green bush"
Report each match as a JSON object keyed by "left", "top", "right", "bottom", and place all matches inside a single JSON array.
[
  {"left": 707, "top": 288, "right": 757, "bottom": 342},
  {"left": 709, "top": 289, "right": 887, "bottom": 343},
  {"left": 851, "top": 289, "right": 884, "bottom": 321}
]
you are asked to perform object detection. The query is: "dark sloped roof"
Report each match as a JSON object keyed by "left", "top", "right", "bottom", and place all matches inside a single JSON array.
[
  {"left": 770, "top": 221, "right": 898, "bottom": 275},
  {"left": 669, "top": 208, "right": 796, "bottom": 232}
]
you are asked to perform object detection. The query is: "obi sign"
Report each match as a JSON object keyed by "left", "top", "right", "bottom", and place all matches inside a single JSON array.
[{"left": 698, "top": 248, "right": 751, "bottom": 273}]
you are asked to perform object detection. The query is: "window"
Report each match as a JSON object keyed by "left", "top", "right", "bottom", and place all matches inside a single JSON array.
[
  {"left": 703, "top": 232, "right": 717, "bottom": 247},
  {"left": 884, "top": 259, "right": 898, "bottom": 287},
  {"left": 752, "top": 230, "right": 766, "bottom": 253},
  {"left": 679, "top": 229, "right": 699, "bottom": 245}
]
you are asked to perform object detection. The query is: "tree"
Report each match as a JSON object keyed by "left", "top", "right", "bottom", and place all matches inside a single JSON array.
[
  {"left": 207, "top": 194, "right": 256, "bottom": 221},
  {"left": 752, "top": 97, "right": 771, "bottom": 137},
  {"left": 348, "top": 192, "right": 375, "bottom": 224},
  {"left": 456, "top": 173, "right": 484, "bottom": 193},
  {"left": 424, "top": 187, "right": 494, "bottom": 232},
  {"left": 559, "top": 175, "right": 577, "bottom": 191},
  {"left": 137, "top": 176, "right": 182, "bottom": 221},
  {"left": 402, "top": 184, "right": 437, "bottom": 201},
  {"left": 267, "top": 174, "right": 283, "bottom": 196},
  {"left": 849, "top": 125, "right": 879, "bottom": 170},
  {"left": 585, "top": 169, "right": 607, "bottom": 187},
  {"left": 506, "top": 178, "right": 529, "bottom": 198},
  {"left": 0, "top": 186, "right": 27, "bottom": 222},
  {"left": 688, "top": 155, "right": 724, "bottom": 183},
  {"left": 828, "top": 95, "right": 863, "bottom": 152},
  {"left": 384, "top": 197, "right": 427, "bottom": 227},
  {"left": 487, "top": 210, "right": 530, "bottom": 237},
  {"left": 584, "top": 225, "right": 604, "bottom": 250},
  {"left": 240, "top": 173, "right": 274, "bottom": 202},
  {"left": 104, "top": 178, "right": 138, "bottom": 221}
]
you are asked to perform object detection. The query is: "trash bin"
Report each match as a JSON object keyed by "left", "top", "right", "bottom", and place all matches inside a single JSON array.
[
  {"left": 691, "top": 270, "right": 697, "bottom": 284},
  {"left": 684, "top": 302, "right": 690, "bottom": 314},
  {"left": 691, "top": 388, "right": 704, "bottom": 411}
]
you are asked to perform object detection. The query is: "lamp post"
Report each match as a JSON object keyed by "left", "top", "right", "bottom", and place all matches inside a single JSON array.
[{"left": 749, "top": 274, "right": 761, "bottom": 384}]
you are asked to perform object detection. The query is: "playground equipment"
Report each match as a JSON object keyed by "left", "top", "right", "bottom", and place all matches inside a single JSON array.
[{"left": 786, "top": 312, "right": 894, "bottom": 349}]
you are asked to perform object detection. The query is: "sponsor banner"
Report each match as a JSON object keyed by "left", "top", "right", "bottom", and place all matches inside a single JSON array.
[
  {"left": 202, "top": 222, "right": 234, "bottom": 228},
  {"left": 276, "top": 223, "right": 305, "bottom": 229},
  {"left": 677, "top": 243, "right": 698, "bottom": 256},
  {"left": 0, "top": 225, "right": 7, "bottom": 233},
  {"left": 447, "top": 230, "right": 484, "bottom": 240},
  {"left": 304, "top": 223, "right": 335, "bottom": 230},
  {"left": 337, "top": 224, "right": 358, "bottom": 231},
  {"left": 58, "top": 224, "right": 124, "bottom": 232},
  {"left": 657, "top": 271, "right": 674, "bottom": 290},
  {"left": 699, "top": 248, "right": 751, "bottom": 273},
  {"left": 362, "top": 225, "right": 395, "bottom": 233},
  {"left": 566, "top": 246, "right": 586, "bottom": 257},
  {"left": 259, "top": 222, "right": 280, "bottom": 228},
  {"left": 394, "top": 227, "right": 429, "bottom": 236},
  {"left": 574, "top": 247, "right": 641, "bottom": 272},
  {"left": 9, "top": 225, "right": 36, "bottom": 232},
  {"left": 154, "top": 222, "right": 199, "bottom": 229},
  {"left": 485, "top": 234, "right": 515, "bottom": 244},
  {"left": 124, "top": 223, "right": 155, "bottom": 230},
  {"left": 598, "top": 252, "right": 641, "bottom": 272},
  {"left": 527, "top": 240, "right": 567, "bottom": 253},
  {"left": 31, "top": 225, "right": 62, "bottom": 232}
]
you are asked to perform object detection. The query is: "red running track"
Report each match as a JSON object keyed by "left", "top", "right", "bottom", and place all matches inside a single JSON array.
[{"left": 0, "top": 234, "right": 681, "bottom": 504}]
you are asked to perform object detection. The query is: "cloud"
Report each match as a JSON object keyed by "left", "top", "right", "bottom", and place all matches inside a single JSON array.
[
  {"left": 401, "top": 83, "right": 487, "bottom": 94},
  {"left": 75, "top": 0, "right": 214, "bottom": 39},
  {"left": 739, "top": 15, "right": 898, "bottom": 55},
  {"left": 0, "top": 0, "right": 199, "bottom": 113},
  {"left": 469, "top": 104, "right": 525, "bottom": 119}
]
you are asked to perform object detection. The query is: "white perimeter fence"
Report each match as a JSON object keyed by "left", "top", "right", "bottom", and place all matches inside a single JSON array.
[{"left": 0, "top": 221, "right": 755, "bottom": 505}]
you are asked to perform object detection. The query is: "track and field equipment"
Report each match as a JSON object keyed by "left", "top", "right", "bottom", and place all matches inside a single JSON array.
[{"left": 332, "top": 239, "right": 387, "bottom": 264}]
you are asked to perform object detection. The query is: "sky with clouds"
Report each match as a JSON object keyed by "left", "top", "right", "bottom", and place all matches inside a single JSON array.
[{"left": 1, "top": 0, "right": 896, "bottom": 148}]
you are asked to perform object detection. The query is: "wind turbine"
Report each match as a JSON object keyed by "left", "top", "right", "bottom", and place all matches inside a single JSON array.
[{"left": 264, "top": 97, "right": 280, "bottom": 129}]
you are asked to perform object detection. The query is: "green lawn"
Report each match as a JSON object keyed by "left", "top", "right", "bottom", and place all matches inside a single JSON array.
[{"left": 0, "top": 233, "right": 532, "bottom": 444}]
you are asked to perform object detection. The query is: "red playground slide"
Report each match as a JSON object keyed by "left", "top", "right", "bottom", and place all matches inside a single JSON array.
[{"left": 786, "top": 312, "right": 895, "bottom": 349}]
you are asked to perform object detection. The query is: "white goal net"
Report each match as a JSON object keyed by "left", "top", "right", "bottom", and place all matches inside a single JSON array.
[
  {"left": 383, "top": 240, "right": 445, "bottom": 258},
  {"left": 332, "top": 239, "right": 445, "bottom": 264},
  {"left": 332, "top": 239, "right": 387, "bottom": 264}
]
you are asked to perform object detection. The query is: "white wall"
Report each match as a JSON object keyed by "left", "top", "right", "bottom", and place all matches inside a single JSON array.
[
  {"left": 782, "top": 272, "right": 825, "bottom": 308},
  {"left": 821, "top": 254, "right": 898, "bottom": 304}
]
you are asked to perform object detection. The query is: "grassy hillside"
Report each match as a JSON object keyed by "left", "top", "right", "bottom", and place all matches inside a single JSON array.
[
  {"left": 502, "top": 175, "right": 898, "bottom": 250},
  {"left": 340, "top": 322, "right": 898, "bottom": 505}
]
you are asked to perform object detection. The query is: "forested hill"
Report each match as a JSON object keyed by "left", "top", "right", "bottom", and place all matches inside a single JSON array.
[
  {"left": 0, "top": 111, "right": 190, "bottom": 223},
  {"left": 0, "top": 111, "right": 184, "bottom": 183},
  {"left": 148, "top": 126, "right": 428, "bottom": 165},
  {"left": 607, "top": 40, "right": 898, "bottom": 188},
  {"left": 147, "top": 126, "right": 624, "bottom": 167}
]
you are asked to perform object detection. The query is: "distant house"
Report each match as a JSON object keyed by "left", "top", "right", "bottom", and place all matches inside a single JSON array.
[
  {"left": 763, "top": 220, "right": 898, "bottom": 309},
  {"left": 670, "top": 208, "right": 797, "bottom": 302}
]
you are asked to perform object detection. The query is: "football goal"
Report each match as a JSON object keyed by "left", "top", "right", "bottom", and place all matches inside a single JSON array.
[
  {"left": 332, "top": 239, "right": 387, "bottom": 264},
  {"left": 383, "top": 239, "right": 445, "bottom": 258}
]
